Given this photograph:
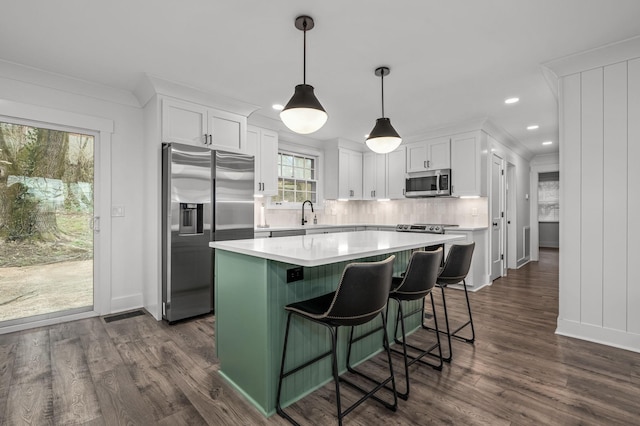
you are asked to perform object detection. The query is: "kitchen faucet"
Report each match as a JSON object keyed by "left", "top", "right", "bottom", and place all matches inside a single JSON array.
[{"left": 301, "top": 200, "right": 314, "bottom": 225}]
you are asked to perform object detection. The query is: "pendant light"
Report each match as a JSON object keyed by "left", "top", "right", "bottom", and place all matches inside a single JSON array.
[
  {"left": 280, "top": 15, "right": 328, "bottom": 134},
  {"left": 366, "top": 67, "right": 402, "bottom": 154}
]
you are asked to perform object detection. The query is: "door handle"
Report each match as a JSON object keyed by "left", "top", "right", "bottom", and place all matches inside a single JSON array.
[
  {"left": 493, "top": 222, "right": 498, "bottom": 227},
  {"left": 91, "top": 216, "right": 100, "bottom": 233}
]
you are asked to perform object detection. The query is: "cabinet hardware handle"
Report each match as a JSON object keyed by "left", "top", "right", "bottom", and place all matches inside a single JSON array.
[
  {"left": 427, "top": 160, "right": 431, "bottom": 168},
  {"left": 424, "top": 160, "right": 427, "bottom": 168}
]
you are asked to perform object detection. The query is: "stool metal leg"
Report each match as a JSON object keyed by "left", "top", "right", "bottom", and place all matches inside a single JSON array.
[
  {"left": 386, "top": 294, "right": 443, "bottom": 400},
  {"left": 276, "top": 312, "right": 297, "bottom": 425},
  {"left": 277, "top": 312, "right": 397, "bottom": 425},
  {"left": 450, "top": 279, "right": 475, "bottom": 343},
  {"left": 424, "top": 280, "right": 476, "bottom": 363},
  {"left": 342, "top": 312, "right": 398, "bottom": 413}
]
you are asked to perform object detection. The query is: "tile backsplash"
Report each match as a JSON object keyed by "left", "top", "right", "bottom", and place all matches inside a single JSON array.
[{"left": 255, "top": 197, "right": 488, "bottom": 228}]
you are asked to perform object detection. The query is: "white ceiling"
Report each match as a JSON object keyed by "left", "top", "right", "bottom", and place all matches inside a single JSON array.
[{"left": 2, "top": 1, "right": 640, "bottom": 156}]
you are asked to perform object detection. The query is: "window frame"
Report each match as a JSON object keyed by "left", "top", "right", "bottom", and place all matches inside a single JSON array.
[{"left": 267, "top": 141, "right": 323, "bottom": 210}]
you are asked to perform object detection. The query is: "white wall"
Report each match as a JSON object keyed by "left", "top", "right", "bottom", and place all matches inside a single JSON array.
[
  {"left": 547, "top": 37, "right": 640, "bottom": 352},
  {"left": 0, "top": 61, "right": 146, "bottom": 315}
]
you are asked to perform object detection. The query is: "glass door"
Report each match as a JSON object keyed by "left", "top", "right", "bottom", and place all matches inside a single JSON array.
[{"left": 0, "top": 120, "right": 95, "bottom": 325}]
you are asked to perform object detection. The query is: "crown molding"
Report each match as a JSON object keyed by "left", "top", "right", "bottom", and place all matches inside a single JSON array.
[
  {"left": 0, "top": 59, "right": 140, "bottom": 108},
  {"left": 134, "top": 73, "right": 261, "bottom": 117},
  {"left": 543, "top": 35, "right": 640, "bottom": 77}
]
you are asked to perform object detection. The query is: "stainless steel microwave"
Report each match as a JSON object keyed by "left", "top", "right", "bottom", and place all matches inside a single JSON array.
[{"left": 405, "top": 169, "right": 451, "bottom": 197}]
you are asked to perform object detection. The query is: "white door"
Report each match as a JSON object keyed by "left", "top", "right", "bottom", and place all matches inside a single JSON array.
[
  {"left": 506, "top": 163, "right": 517, "bottom": 269},
  {"left": 490, "top": 154, "right": 504, "bottom": 280}
]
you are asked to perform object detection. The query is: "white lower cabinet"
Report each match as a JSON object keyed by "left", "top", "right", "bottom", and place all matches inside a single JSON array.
[{"left": 444, "top": 229, "right": 489, "bottom": 288}]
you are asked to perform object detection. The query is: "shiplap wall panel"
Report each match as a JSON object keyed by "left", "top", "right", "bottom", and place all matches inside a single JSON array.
[
  {"left": 580, "top": 68, "right": 604, "bottom": 326},
  {"left": 628, "top": 58, "right": 640, "bottom": 334},
  {"left": 603, "top": 62, "right": 628, "bottom": 330},
  {"left": 560, "top": 73, "right": 582, "bottom": 323}
]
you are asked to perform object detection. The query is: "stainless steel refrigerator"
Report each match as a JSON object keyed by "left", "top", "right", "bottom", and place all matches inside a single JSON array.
[{"left": 162, "top": 143, "right": 254, "bottom": 323}]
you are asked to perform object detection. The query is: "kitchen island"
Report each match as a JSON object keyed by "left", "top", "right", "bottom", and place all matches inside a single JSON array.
[{"left": 210, "top": 230, "right": 465, "bottom": 416}]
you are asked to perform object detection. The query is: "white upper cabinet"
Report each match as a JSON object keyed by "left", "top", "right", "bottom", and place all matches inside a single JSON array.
[
  {"left": 326, "top": 147, "right": 362, "bottom": 200},
  {"left": 387, "top": 146, "right": 406, "bottom": 199},
  {"left": 162, "top": 97, "right": 246, "bottom": 152},
  {"left": 450, "top": 131, "right": 487, "bottom": 197},
  {"left": 246, "top": 125, "right": 278, "bottom": 196},
  {"left": 363, "top": 152, "right": 387, "bottom": 200},
  {"left": 405, "top": 136, "right": 451, "bottom": 172}
]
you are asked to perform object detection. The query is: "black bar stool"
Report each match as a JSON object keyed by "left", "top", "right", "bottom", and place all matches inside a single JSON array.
[
  {"left": 276, "top": 255, "right": 398, "bottom": 426},
  {"left": 386, "top": 247, "right": 444, "bottom": 400},
  {"left": 425, "top": 242, "right": 476, "bottom": 362}
]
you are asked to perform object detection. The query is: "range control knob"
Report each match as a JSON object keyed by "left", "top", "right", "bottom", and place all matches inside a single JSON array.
[{"left": 429, "top": 226, "right": 435, "bottom": 231}]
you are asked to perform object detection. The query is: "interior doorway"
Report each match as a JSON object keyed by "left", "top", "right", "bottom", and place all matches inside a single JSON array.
[
  {"left": 0, "top": 119, "right": 96, "bottom": 326},
  {"left": 530, "top": 162, "right": 560, "bottom": 261}
]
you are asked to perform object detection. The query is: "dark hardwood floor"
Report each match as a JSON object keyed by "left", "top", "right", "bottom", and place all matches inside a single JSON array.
[{"left": 1, "top": 248, "right": 639, "bottom": 425}]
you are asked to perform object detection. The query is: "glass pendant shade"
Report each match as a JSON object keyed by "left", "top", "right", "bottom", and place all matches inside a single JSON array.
[
  {"left": 366, "top": 117, "right": 402, "bottom": 154},
  {"left": 280, "top": 84, "right": 328, "bottom": 134}
]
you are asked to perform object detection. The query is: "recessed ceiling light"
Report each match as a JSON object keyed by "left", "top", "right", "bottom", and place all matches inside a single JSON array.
[
  {"left": 272, "top": 104, "right": 284, "bottom": 111},
  {"left": 542, "top": 141, "right": 553, "bottom": 145},
  {"left": 504, "top": 97, "right": 519, "bottom": 104},
  {"left": 527, "top": 125, "right": 539, "bottom": 130}
]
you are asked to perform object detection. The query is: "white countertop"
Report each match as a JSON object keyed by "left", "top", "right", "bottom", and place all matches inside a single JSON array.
[{"left": 211, "top": 230, "right": 465, "bottom": 267}]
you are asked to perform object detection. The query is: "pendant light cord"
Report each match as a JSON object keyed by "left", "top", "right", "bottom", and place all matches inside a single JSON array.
[
  {"left": 380, "top": 72, "right": 385, "bottom": 118},
  {"left": 302, "top": 19, "right": 307, "bottom": 85}
]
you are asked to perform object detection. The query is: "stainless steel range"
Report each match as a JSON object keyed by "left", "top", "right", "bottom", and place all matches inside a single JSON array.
[
  {"left": 395, "top": 223, "right": 458, "bottom": 234},
  {"left": 396, "top": 224, "right": 459, "bottom": 264}
]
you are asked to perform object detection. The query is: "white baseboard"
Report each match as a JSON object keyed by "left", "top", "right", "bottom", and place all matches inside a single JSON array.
[
  {"left": 448, "top": 279, "right": 492, "bottom": 292},
  {"left": 556, "top": 318, "right": 640, "bottom": 354},
  {"left": 516, "top": 257, "right": 531, "bottom": 269},
  {"left": 110, "top": 294, "right": 143, "bottom": 314}
]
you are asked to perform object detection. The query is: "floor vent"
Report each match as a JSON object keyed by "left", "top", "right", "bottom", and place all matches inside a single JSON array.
[
  {"left": 524, "top": 226, "right": 531, "bottom": 258},
  {"left": 103, "top": 310, "right": 146, "bottom": 323}
]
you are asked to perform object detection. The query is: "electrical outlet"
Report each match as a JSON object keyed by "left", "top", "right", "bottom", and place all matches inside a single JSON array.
[
  {"left": 471, "top": 208, "right": 478, "bottom": 217},
  {"left": 286, "top": 267, "right": 304, "bottom": 283}
]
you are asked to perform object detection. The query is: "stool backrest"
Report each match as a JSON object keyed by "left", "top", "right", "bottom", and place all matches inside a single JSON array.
[
  {"left": 438, "top": 242, "right": 475, "bottom": 285},
  {"left": 392, "top": 248, "right": 442, "bottom": 298},
  {"left": 325, "top": 255, "right": 395, "bottom": 326}
]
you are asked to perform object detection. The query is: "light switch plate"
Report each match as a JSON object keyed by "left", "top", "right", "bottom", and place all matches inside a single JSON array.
[{"left": 111, "top": 205, "right": 125, "bottom": 217}]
